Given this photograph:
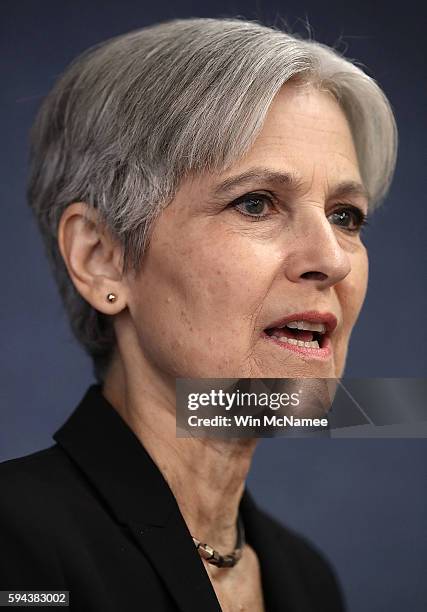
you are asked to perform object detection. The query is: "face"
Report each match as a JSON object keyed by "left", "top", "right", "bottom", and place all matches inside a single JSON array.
[{"left": 122, "top": 81, "right": 369, "bottom": 381}]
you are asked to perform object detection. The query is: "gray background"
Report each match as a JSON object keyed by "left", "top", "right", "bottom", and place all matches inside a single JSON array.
[{"left": 1, "top": 1, "right": 426, "bottom": 611}]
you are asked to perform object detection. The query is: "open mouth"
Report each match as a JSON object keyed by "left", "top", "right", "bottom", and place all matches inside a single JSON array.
[
  {"left": 261, "top": 313, "right": 337, "bottom": 360},
  {"left": 264, "top": 320, "right": 326, "bottom": 349}
]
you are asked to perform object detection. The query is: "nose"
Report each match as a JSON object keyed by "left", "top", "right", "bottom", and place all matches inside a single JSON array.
[{"left": 284, "top": 209, "right": 351, "bottom": 288}]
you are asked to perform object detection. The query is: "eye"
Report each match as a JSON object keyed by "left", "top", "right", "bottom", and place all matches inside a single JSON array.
[
  {"left": 230, "top": 193, "right": 275, "bottom": 221},
  {"left": 328, "top": 206, "right": 368, "bottom": 233}
]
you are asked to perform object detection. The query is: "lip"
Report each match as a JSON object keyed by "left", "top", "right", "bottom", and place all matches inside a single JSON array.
[{"left": 262, "top": 310, "right": 338, "bottom": 361}]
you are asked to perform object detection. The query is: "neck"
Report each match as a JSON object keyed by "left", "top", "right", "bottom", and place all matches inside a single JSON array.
[{"left": 102, "top": 351, "right": 257, "bottom": 554}]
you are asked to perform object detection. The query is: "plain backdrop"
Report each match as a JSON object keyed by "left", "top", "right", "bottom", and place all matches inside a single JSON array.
[{"left": 1, "top": 1, "right": 426, "bottom": 611}]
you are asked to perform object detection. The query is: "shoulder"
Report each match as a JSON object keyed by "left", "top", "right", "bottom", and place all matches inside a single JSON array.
[
  {"left": 0, "top": 446, "right": 75, "bottom": 587},
  {"left": 0, "top": 445, "right": 82, "bottom": 534},
  {"left": 0, "top": 444, "right": 70, "bottom": 477},
  {"left": 0, "top": 445, "right": 77, "bottom": 508},
  {"left": 0, "top": 444, "right": 95, "bottom": 531}
]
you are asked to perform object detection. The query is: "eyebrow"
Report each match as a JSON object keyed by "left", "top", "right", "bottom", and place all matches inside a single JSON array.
[{"left": 212, "top": 168, "right": 370, "bottom": 204}]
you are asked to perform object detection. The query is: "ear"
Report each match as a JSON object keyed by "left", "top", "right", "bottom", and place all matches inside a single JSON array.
[{"left": 57, "top": 203, "right": 127, "bottom": 314}]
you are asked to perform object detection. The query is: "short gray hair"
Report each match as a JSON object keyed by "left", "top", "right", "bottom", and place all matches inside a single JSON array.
[{"left": 27, "top": 17, "right": 398, "bottom": 383}]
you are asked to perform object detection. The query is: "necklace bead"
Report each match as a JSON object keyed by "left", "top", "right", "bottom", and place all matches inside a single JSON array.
[{"left": 192, "top": 514, "right": 245, "bottom": 568}]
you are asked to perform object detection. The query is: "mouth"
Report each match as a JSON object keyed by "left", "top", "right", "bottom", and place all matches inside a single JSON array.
[{"left": 261, "top": 311, "right": 337, "bottom": 361}]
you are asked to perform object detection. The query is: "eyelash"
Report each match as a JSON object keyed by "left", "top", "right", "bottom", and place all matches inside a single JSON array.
[{"left": 230, "top": 192, "right": 369, "bottom": 233}]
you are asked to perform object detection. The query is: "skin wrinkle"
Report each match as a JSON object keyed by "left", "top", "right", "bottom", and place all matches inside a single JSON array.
[{"left": 60, "top": 81, "right": 369, "bottom": 611}]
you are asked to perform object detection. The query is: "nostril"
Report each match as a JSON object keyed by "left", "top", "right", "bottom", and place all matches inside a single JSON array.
[{"left": 300, "top": 271, "right": 328, "bottom": 281}]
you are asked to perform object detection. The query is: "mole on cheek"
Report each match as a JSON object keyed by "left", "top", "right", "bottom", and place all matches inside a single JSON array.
[{"left": 180, "top": 309, "right": 192, "bottom": 326}]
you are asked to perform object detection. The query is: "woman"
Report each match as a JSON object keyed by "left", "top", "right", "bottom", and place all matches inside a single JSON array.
[{"left": 0, "top": 17, "right": 397, "bottom": 611}]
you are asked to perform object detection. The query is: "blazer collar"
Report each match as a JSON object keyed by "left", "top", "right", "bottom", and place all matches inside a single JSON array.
[
  {"left": 53, "top": 384, "right": 291, "bottom": 612},
  {"left": 54, "top": 384, "right": 175, "bottom": 526}
]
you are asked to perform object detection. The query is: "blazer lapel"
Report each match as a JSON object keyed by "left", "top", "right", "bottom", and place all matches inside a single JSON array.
[
  {"left": 53, "top": 385, "right": 221, "bottom": 612},
  {"left": 127, "top": 516, "right": 221, "bottom": 612}
]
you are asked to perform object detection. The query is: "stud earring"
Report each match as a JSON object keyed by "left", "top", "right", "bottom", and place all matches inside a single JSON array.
[{"left": 106, "top": 293, "right": 117, "bottom": 303}]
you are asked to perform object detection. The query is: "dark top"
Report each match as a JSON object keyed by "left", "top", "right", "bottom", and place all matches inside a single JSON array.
[{"left": 0, "top": 385, "right": 345, "bottom": 611}]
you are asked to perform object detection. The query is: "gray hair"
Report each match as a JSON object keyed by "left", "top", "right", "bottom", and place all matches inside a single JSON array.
[{"left": 27, "top": 17, "right": 398, "bottom": 383}]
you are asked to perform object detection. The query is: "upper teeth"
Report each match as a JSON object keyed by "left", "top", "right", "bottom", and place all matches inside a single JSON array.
[{"left": 281, "top": 320, "right": 326, "bottom": 333}]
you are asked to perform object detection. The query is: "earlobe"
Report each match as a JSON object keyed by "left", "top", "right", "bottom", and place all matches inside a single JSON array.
[{"left": 57, "top": 202, "right": 127, "bottom": 315}]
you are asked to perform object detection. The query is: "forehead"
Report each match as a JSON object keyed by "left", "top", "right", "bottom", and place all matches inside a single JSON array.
[
  {"left": 171, "top": 81, "right": 367, "bottom": 211},
  {"left": 239, "top": 81, "right": 361, "bottom": 181}
]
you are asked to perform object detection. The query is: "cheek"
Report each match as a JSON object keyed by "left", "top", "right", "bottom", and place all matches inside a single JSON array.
[
  {"left": 128, "top": 229, "right": 278, "bottom": 375},
  {"left": 332, "top": 248, "right": 368, "bottom": 378},
  {"left": 171, "top": 236, "right": 276, "bottom": 331},
  {"left": 343, "top": 247, "right": 369, "bottom": 323},
  {"left": 335, "top": 246, "right": 368, "bottom": 345}
]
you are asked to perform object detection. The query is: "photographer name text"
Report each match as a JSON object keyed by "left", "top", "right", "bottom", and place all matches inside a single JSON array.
[{"left": 187, "top": 415, "right": 328, "bottom": 428}]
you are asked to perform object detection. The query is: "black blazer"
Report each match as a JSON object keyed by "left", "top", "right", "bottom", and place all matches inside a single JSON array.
[{"left": 0, "top": 385, "right": 345, "bottom": 611}]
